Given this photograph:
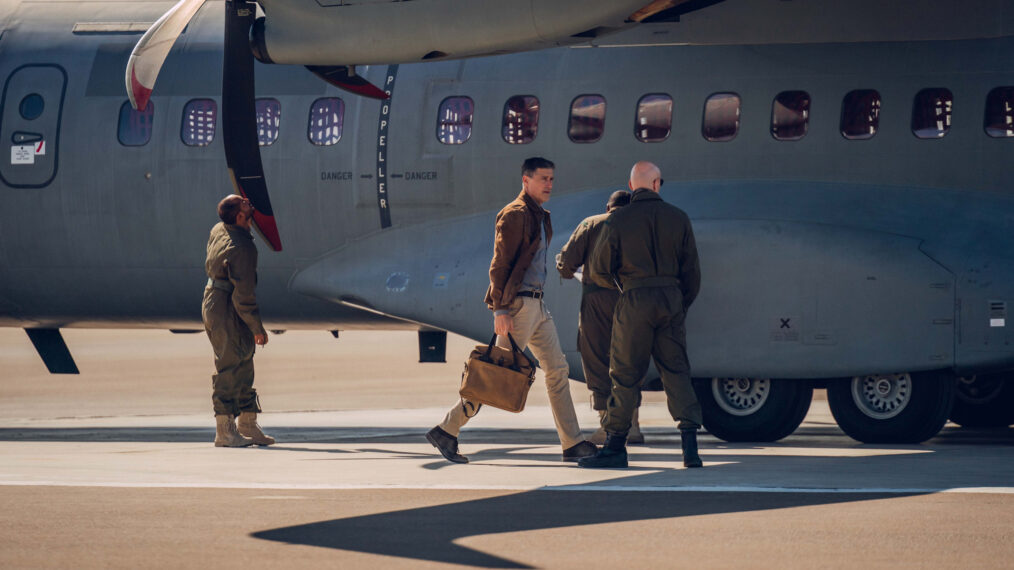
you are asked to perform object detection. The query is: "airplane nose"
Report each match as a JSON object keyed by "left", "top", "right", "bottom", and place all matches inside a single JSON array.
[{"left": 290, "top": 215, "right": 493, "bottom": 334}]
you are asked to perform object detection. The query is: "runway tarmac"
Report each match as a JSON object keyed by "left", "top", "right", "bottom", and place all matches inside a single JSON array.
[{"left": 1, "top": 328, "right": 1013, "bottom": 568}]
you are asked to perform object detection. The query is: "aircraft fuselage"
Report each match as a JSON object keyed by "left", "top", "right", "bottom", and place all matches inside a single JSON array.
[{"left": 1, "top": 2, "right": 1013, "bottom": 433}]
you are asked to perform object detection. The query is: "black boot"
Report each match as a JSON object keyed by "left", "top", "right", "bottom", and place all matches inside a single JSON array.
[
  {"left": 681, "top": 428, "right": 703, "bottom": 468},
  {"left": 578, "top": 433, "right": 628, "bottom": 468}
]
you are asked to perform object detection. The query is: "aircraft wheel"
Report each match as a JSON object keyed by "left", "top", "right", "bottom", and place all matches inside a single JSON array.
[
  {"left": 826, "top": 370, "right": 955, "bottom": 443},
  {"left": 949, "top": 373, "right": 1014, "bottom": 428},
  {"left": 694, "top": 378, "right": 813, "bottom": 442}
]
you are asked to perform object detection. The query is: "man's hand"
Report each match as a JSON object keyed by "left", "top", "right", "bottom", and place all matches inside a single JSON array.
[
  {"left": 494, "top": 313, "right": 514, "bottom": 336},
  {"left": 254, "top": 333, "right": 268, "bottom": 346}
]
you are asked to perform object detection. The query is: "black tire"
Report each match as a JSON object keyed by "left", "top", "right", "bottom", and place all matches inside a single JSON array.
[
  {"left": 950, "top": 373, "right": 1014, "bottom": 428},
  {"left": 693, "top": 378, "right": 813, "bottom": 442},
  {"left": 826, "top": 370, "right": 955, "bottom": 443}
]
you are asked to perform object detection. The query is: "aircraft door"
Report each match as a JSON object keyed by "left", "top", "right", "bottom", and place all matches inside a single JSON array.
[{"left": 0, "top": 64, "right": 66, "bottom": 188}]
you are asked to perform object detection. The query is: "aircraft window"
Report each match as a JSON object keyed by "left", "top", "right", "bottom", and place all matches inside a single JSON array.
[
  {"left": 568, "top": 94, "right": 606, "bottom": 143},
  {"left": 702, "top": 93, "right": 741, "bottom": 142},
  {"left": 911, "top": 88, "right": 952, "bottom": 139},
  {"left": 181, "top": 99, "right": 217, "bottom": 146},
  {"left": 437, "top": 96, "right": 474, "bottom": 145},
  {"left": 502, "top": 95, "right": 539, "bottom": 144},
  {"left": 19, "top": 94, "right": 44, "bottom": 120},
  {"left": 984, "top": 87, "right": 1014, "bottom": 138},
  {"left": 308, "top": 97, "right": 344, "bottom": 146},
  {"left": 635, "top": 94, "right": 672, "bottom": 143},
  {"left": 118, "top": 100, "right": 154, "bottom": 147},
  {"left": 256, "top": 98, "right": 281, "bottom": 146},
  {"left": 771, "top": 91, "right": 810, "bottom": 141},
  {"left": 840, "top": 89, "right": 881, "bottom": 140}
]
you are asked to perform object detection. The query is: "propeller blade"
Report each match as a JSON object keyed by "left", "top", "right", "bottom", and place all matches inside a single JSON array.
[
  {"left": 223, "top": 0, "right": 282, "bottom": 252},
  {"left": 125, "top": 0, "right": 207, "bottom": 110},
  {"left": 306, "top": 65, "right": 390, "bottom": 100}
]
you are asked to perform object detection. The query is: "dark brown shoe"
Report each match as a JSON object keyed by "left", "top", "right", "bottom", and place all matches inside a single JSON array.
[
  {"left": 562, "top": 440, "right": 598, "bottom": 462},
  {"left": 426, "top": 426, "right": 468, "bottom": 464}
]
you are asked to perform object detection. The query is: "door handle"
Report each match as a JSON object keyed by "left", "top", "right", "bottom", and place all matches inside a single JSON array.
[{"left": 12, "top": 131, "right": 43, "bottom": 144}]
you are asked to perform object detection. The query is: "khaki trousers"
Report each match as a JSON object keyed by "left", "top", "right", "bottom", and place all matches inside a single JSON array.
[
  {"left": 603, "top": 286, "right": 702, "bottom": 435},
  {"left": 439, "top": 295, "right": 584, "bottom": 450}
]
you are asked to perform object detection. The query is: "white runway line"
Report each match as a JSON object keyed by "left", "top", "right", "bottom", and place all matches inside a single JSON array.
[{"left": 1, "top": 480, "right": 1012, "bottom": 494}]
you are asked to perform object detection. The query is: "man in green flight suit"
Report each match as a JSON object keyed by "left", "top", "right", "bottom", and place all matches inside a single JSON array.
[
  {"left": 203, "top": 194, "right": 274, "bottom": 447},
  {"left": 557, "top": 190, "right": 645, "bottom": 445},
  {"left": 579, "top": 161, "right": 704, "bottom": 469}
]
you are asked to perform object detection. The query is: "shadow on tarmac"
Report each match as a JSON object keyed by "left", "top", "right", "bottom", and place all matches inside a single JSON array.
[
  {"left": 242, "top": 426, "right": 1010, "bottom": 567},
  {"left": 1, "top": 424, "right": 1010, "bottom": 444},
  {"left": 250, "top": 485, "right": 924, "bottom": 568},
  {"left": 3, "top": 425, "right": 1009, "bottom": 566}
]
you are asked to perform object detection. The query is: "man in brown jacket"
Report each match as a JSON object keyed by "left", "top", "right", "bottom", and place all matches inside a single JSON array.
[
  {"left": 557, "top": 190, "right": 645, "bottom": 445},
  {"left": 578, "top": 161, "right": 703, "bottom": 469},
  {"left": 203, "top": 195, "right": 274, "bottom": 448},
  {"left": 427, "top": 157, "right": 597, "bottom": 464}
]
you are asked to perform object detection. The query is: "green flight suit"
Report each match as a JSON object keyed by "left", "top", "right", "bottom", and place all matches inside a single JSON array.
[
  {"left": 557, "top": 212, "right": 625, "bottom": 411},
  {"left": 202, "top": 222, "right": 267, "bottom": 417},
  {"left": 587, "top": 189, "right": 703, "bottom": 434}
]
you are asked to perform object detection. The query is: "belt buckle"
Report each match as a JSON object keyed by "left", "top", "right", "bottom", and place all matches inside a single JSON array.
[{"left": 533, "top": 290, "right": 543, "bottom": 299}]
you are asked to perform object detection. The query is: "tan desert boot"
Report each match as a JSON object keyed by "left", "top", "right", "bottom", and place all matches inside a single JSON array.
[
  {"left": 238, "top": 412, "right": 275, "bottom": 446},
  {"left": 628, "top": 407, "right": 645, "bottom": 445},
  {"left": 589, "top": 409, "right": 607, "bottom": 445},
  {"left": 215, "top": 414, "right": 254, "bottom": 447}
]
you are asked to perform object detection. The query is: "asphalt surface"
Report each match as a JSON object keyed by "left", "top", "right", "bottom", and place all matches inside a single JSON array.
[{"left": 1, "top": 328, "right": 1012, "bottom": 569}]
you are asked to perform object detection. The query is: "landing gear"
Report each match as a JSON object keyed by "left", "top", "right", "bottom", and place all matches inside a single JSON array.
[
  {"left": 694, "top": 378, "right": 813, "bottom": 442},
  {"left": 827, "top": 370, "right": 955, "bottom": 443},
  {"left": 950, "top": 373, "right": 1014, "bottom": 428}
]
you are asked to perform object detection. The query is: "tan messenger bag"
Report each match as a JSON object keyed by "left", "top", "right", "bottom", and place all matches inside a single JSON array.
[{"left": 459, "top": 333, "right": 536, "bottom": 414}]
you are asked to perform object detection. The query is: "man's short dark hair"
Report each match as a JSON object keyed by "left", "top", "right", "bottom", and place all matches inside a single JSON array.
[
  {"left": 522, "top": 157, "right": 555, "bottom": 177},
  {"left": 218, "top": 195, "right": 243, "bottom": 224},
  {"left": 607, "top": 190, "right": 632, "bottom": 211}
]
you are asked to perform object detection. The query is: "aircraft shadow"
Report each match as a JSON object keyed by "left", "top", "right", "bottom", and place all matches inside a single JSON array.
[
  {"left": 3, "top": 424, "right": 1007, "bottom": 566},
  {"left": 243, "top": 424, "right": 1010, "bottom": 567},
  {"left": 250, "top": 473, "right": 924, "bottom": 568}
]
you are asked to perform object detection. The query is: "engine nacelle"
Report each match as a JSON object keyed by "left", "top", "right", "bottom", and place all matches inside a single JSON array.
[{"left": 252, "top": 0, "right": 657, "bottom": 65}]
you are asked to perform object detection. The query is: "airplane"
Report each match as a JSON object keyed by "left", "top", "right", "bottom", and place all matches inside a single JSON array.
[{"left": 1, "top": 0, "right": 1013, "bottom": 445}]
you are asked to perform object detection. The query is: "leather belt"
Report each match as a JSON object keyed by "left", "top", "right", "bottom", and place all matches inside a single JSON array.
[
  {"left": 207, "top": 278, "right": 234, "bottom": 293},
  {"left": 517, "top": 290, "right": 544, "bottom": 299}
]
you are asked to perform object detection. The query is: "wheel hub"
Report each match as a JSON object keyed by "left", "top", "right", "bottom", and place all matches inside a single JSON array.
[
  {"left": 851, "top": 373, "right": 911, "bottom": 419},
  {"left": 713, "top": 378, "right": 771, "bottom": 417},
  {"left": 875, "top": 379, "right": 892, "bottom": 396}
]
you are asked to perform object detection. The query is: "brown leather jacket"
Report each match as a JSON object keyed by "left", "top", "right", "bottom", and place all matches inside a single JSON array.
[{"left": 484, "top": 191, "right": 553, "bottom": 311}]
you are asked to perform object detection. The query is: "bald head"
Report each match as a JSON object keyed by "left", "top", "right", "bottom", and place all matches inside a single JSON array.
[
  {"left": 628, "top": 160, "right": 661, "bottom": 192},
  {"left": 218, "top": 195, "right": 244, "bottom": 224},
  {"left": 629, "top": 161, "right": 662, "bottom": 193},
  {"left": 217, "top": 194, "right": 254, "bottom": 229}
]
